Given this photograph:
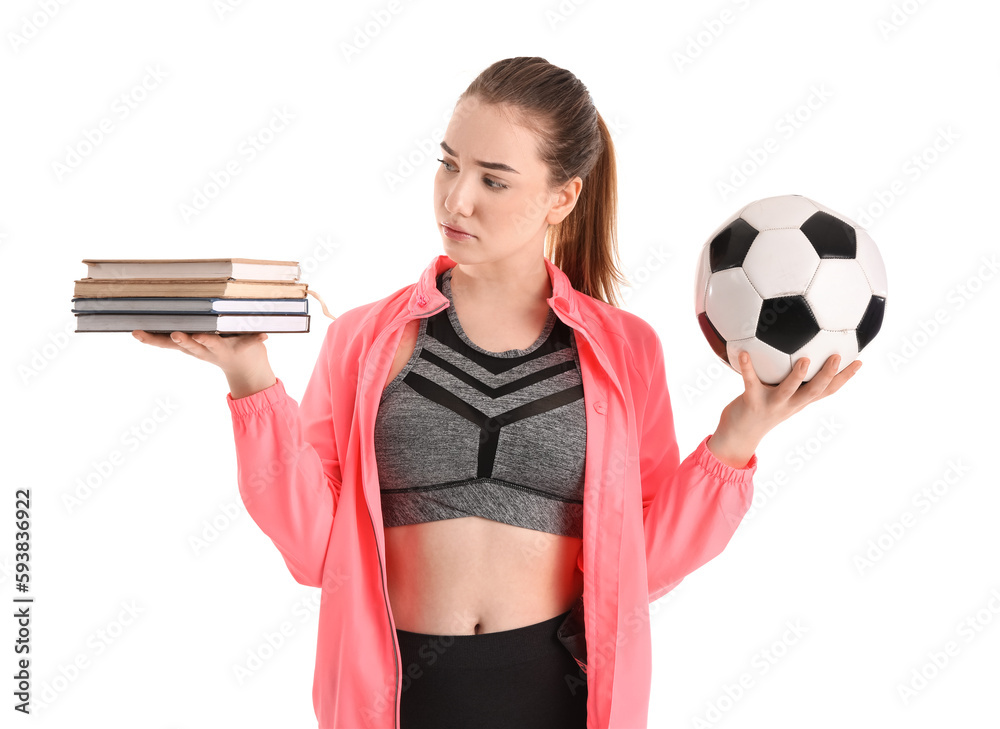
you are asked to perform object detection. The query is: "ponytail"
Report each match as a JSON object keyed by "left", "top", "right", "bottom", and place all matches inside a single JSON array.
[
  {"left": 544, "top": 112, "right": 627, "bottom": 307},
  {"left": 459, "top": 58, "right": 629, "bottom": 307}
]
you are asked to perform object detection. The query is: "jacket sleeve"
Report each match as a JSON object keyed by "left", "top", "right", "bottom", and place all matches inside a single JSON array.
[
  {"left": 639, "top": 330, "right": 757, "bottom": 603},
  {"left": 226, "top": 322, "right": 344, "bottom": 588}
]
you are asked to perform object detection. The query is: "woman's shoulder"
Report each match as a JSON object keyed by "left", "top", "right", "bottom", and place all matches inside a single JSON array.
[
  {"left": 572, "top": 292, "right": 663, "bottom": 369},
  {"left": 574, "top": 291, "right": 659, "bottom": 343}
]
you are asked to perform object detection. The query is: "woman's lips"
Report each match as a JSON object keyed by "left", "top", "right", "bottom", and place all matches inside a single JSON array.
[{"left": 441, "top": 223, "right": 476, "bottom": 240}]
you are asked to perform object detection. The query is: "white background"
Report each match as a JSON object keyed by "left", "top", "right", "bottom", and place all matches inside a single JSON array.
[{"left": 2, "top": 0, "right": 998, "bottom": 727}]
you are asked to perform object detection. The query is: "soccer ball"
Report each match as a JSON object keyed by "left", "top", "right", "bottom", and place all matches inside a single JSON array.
[{"left": 694, "top": 194, "right": 887, "bottom": 385}]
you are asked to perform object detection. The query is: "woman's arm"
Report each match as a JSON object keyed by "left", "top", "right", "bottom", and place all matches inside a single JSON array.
[
  {"left": 226, "top": 324, "right": 345, "bottom": 588},
  {"left": 707, "top": 350, "right": 861, "bottom": 468},
  {"left": 133, "top": 324, "right": 346, "bottom": 588}
]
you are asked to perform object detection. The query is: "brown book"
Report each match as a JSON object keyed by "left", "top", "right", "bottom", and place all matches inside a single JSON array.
[
  {"left": 81, "top": 258, "right": 301, "bottom": 281},
  {"left": 73, "top": 278, "right": 308, "bottom": 298}
]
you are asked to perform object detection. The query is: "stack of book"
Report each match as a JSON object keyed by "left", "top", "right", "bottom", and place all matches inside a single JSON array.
[{"left": 72, "top": 258, "right": 311, "bottom": 334}]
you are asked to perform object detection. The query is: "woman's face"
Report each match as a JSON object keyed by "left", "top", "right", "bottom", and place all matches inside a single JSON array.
[{"left": 434, "top": 96, "right": 580, "bottom": 270}]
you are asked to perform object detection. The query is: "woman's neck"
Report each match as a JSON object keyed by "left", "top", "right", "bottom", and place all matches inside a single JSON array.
[{"left": 449, "top": 259, "right": 552, "bottom": 310}]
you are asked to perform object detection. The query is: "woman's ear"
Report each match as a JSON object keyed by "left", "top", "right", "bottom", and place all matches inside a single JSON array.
[{"left": 546, "top": 176, "right": 583, "bottom": 226}]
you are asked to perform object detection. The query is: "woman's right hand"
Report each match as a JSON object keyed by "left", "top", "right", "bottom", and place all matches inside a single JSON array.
[{"left": 131, "top": 330, "right": 277, "bottom": 399}]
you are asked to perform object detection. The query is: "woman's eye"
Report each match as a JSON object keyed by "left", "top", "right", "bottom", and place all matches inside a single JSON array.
[{"left": 436, "top": 158, "right": 508, "bottom": 191}]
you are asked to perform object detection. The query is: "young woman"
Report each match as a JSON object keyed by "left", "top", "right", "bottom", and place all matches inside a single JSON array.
[{"left": 134, "top": 57, "right": 860, "bottom": 729}]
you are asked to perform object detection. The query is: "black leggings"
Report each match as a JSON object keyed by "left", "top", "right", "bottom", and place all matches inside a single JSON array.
[{"left": 395, "top": 610, "right": 588, "bottom": 729}]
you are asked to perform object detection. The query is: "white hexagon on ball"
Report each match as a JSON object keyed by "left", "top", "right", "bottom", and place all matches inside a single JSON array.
[
  {"left": 806, "top": 259, "right": 872, "bottom": 330},
  {"left": 740, "top": 194, "right": 820, "bottom": 231},
  {"left": 705, "top": 268, "right": 762, "bottom": 341},
  {"left": 742, "top": 229, "right": 820, "bottom": 298},
  {"left": 855, "top": 229, "right": 888, "bottom": 298}
]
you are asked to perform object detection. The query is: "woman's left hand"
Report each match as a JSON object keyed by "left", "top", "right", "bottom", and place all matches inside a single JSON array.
[{"left": 707, "top": 352, "right": 863, "bottom": 468}]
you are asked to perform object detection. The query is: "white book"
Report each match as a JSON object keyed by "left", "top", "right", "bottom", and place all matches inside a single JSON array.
[{"left": 81, "top": 258, "right": 301, "bottom": 282}]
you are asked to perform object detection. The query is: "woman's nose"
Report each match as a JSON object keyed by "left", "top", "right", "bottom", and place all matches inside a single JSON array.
[{"left": 443, "top": 174, "right": 474, "bottom": 218}]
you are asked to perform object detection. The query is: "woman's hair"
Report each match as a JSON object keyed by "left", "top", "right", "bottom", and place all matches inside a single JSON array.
[{"left": 457, "top": 57, "right": 628, "bottom": 308}]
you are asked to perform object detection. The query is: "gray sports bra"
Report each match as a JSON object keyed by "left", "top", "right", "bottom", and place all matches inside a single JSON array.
[{"left": 373, "top": 266, "right": 587, "bottom": 538}]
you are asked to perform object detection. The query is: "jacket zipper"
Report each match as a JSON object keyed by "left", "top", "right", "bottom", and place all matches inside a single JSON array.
[{"left": 364, "top": 301, "right": 449, "bottom": 729}]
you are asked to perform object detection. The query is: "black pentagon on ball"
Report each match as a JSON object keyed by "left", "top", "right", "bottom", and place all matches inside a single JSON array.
[
  {"left": 709, "top": 218, "right": 759, "bottom": 273},
  {"left": 801, "top": 211, "right": 856, "bottom": 259},
  {"left": 756, "top": 295, "right": 820, "bottom": 354},
  {"left": 856, "top": 295, "right": 886, "bottom": 351},
  {"left": 697, "top": 312, "right": 729, "bottom": 363}
]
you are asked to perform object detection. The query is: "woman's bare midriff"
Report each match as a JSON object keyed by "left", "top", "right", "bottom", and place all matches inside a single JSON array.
[{"left": 381, "top": 310, "right": 584, "bottom": 637}]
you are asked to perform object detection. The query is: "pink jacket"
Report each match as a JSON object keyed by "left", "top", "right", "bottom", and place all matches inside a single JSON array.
[{"left": 226, "top": 253, "right": 757, "bottom": 728}]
